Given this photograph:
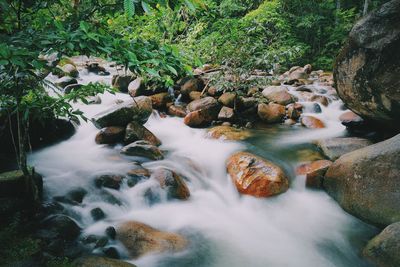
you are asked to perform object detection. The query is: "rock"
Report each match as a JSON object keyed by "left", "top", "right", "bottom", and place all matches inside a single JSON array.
[
  {"left": 103, "top": 247, "right": 120, "bottom": 259},
  {"left": 0, "top": 170, "right": 43, "bottom": 204},
  {"left": 207, "top": 86, "right": 218, "bottom": 96},
  {"left": 116, "top": 221, "right": 187, "bottom": 258},
  {"left": 112, "top": 74, "right": 134, "bottom": 92},
  {"left": 64, "top": 83, "right": 83, "bottom": 94},
  {"left": 180, "top": 77, "right": 205, "bottom": 96},
  {"left": 56, "top": 76, "right": 78, "bottom": 89},
  {"left": 184, "top": 97, "right": 221, "bottom": 127},
  {"left": 187, "top": 97, "right": 219, "bottom": 112},
  {"left": 339, "top": 110, "right": 365, "bottom": 130},
  {"left": 257, "top": 103, "right": 285, "bottom": 123},
  {"left": 363, "top": 222, "right": 400, "bottom": 267},
  {"left": 94, "top": 174, "right": 124, "bottom": 190},
  {"left": 218, "top": 92, "right": 236, "bottom": 107},
  {"left": 167, "top": 105, "right": 187, "bottom": 117},
  {"left": 247, "top": 87, "right": 259, "bottom": 96},
  {"left": 218, "top": 106, "right": 235, "bottom": 120},
  {"left": 286, "top": 103, "right": 303, "bottom": 120},
  {"left": 124, "top": 121, "right": 161, "bottom": 146},
  {"left": 300, "top": 116, "right": 325, "bottom": 128},
  {"left": 315, "top": 137, "right": 372, "bottom": 160},
  {"left": 207, "top": 126, "right": 251, "bottom": 141},
  {"left": 324, "top": 134, "right": 400, "bottom": 227},
  {"left": 106, "top": 226, "right": 117, "bottom": 240},
  {"left": 128, "top": 77, "right": 144, "bottom": 97},
  {"left": 189, "top": 91, "right": 202, "bottom": 101},
  {"left": 95, "top": 126, "right": 125, "bottom": 144},
  {"left": 90, "top": 207, "right": 106, "bottom": 221},
  {"left": 296, "top": 160, "right": 333, "bottom": 189},
  {"left": 73, "top": 256, "right": 137, "bottom": 267},
  {"left": 152, "top": 168, "right": 190, "bottom": 200},
  {"left": 61, "top": 64, "right": 79, "bottom": 78},
  {"left": 42, "top": 214, "right": 81, "bottom": 241},
  {"left": 150, "top": 92, "right": 171, "bottom": 109},
  {"left": 226, "top": 152, "right": 289, "bottom": 198},
  {"left": 121, "top": 141, "right": 164, "bottom": 160},
  {"left": 236, "top": 97, "right": 258, "bottom": 111},
  {"left": 334, "top": 0, "right": 400, "bottom": 129},
  {"left": 92, "top": 96, "right": 152, "bottom": 128},
  {"left": 54, "top": 187, "right": 87, "bottom": 205},
  {"left": 86, "top": 62, "right": 108, "bottom": 75},
  {"left": 262, "top": 86, "right": 295, "bottom": 105},
  {"left": 310, "top": 95, "right": 329, "bottom": 106}
]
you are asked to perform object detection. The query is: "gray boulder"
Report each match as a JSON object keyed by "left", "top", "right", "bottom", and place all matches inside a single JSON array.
[{"left": 315, "top": 137, "right": 372, "bottom": 160}]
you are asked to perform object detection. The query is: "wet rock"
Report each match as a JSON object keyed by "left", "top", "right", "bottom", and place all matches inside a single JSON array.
[
  {"left": 124, "top": 121, "right": 161, "bottom": 146},
  {"left": 257, "top": 103, "right": 285, "bottom": 123},
  {"left": 218, "top": 92, "right": 236, "bottom": 107},
  {"left": 311, "top": 103, "right": 322, "bottom": 113},
  {"left": 87, "top": 95, "right": 102, "bottom": 104},
  {"left": 152, "top": 168, "right": 190, "bottom": 200},
  {"left": 64, "top": 83, "right": 83, "bottom": 94},
  {"left": 61, "top": 63, "right": 79, "bottom": 78},
  {"left": 334, "top": 0, "right": 400, "bottom": 130},
  {"left": 73, "top": 256, "right": 137, "bottom": 267},
  {"left": 262, "top": 86, "right": 295, "bottom": 105},
  {"left": 94, "top": 174, "right": 124, "bottom": 190},
  {"left": 112, "top": 74, "right": 134, "bottom": 92},
  {"left": 116, "top": 221, "right": 187, "bottom": 259},
  {"left": 324, "top": 134, "right": 400, "bottom": 227},
  {"left": 189, "top": 91, "right": 202, "bottom": 101},
  {"left": 42, "top": 214, "right": 81, "bottom": 241},
  {"left": 339, "top": 110, "right": 365, "bottom": 130},
  {"left": 226, "top": 152, "right": 289, "bottom": 198},
  {"left": 95, "top": 236, "right": 108, "bottom": 248},
  {"left": 128, "top": 77, "right": 144, "bottom": 97},
  {"left": 103, "top": 247, "right": 120, "bottom": 259},
  {"left": 167, "top": 105, "right": 187, "bottom": 117},
  {"left": 300, "top": 116, "right": 325, "bottom": 128},
  {"left": 121, "top": 141, "right": 164, "bottom": 160},
  {"left": 184, "top": 98, "right": 221, "bottom": 127},
  {"left": 286, "top": 103, "right": 303, "bottom": 120},
  {"left": 86, "top": 62, "right": 108, "bottom": 75},
  {"left": 218, "top": 106, "right": 235, "bottom": 120},
  {"left": 95, "top": 126, "right": 125, "bottom": 144},
  {"left": 150, "top": 92, "right": 171, "bottom": 109},
  {"left": 56, "top": 76, "right": 78, "bottom": 89},
  {"left": 310, "top": 95, "right": 329, "bottom": 106},
  {"left": 207, "top": 126, "right": 251, "bottom": 141},
  {"left": 54, "top": 187, "right": 87, "bottom": 204},
  {"left": 296, "top": 160, "right": 333, "bottom": 189},
  {"left": 363, "top": 222, "right": 400, "bottom": 267},
  {"left": 105, "top": 226, "right": 116, "bottom": 240},
  {"left": 315, "top": 137, "right": 372, "bottom": 160},
  {"left": 180, "top": 77, "right": 205, "bottom": 96},
  {"left": 91, "top": 207, "right": 106, "bottom": 221},
  {"left": 92, "top": 96, "right": 152, "bottom": 128}
]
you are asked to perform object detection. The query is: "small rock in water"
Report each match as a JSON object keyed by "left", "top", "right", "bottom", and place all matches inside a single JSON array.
[
  {"left": 103, "top": 246, "right": 120, "bottom": 259},
  {"left": 150, "top": 92, "right": 171, "bottom": 109},
  {"left": 95, "top": 126, "right": 125, "bottom": 145},
  {"left": 310, "top": 94, "right": 329, "bottom": 106},
  {"left": 121, "top": 140, "right": 164, "bottom": 160},
  {"left": 296, "top": 160, "right": 333, "bottom": 189},
  {"left": 94, "top": 174, "right": 124, "bottom": 190},
  {"left": 300, "top": 116, "right": 325, "bottom": 129},
  {"left": 152, "top": 168, "right": 190, "bottom": 200},
  {"left": 105, "top": 226, "right": 117, "bottom": 240},
  {"left": 286, "top": 103, "right": 303, "bottom": 120},
  {"left": 91, "top": 207, "right": 106, "bottom": 221},
  {"left": 124, "top": 121, "right": 161, "bottom": 146}
]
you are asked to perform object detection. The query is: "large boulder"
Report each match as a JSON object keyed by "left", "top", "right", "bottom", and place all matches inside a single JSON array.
[
  {"left": 184, "top": 97, "right": 221, "bottom": 127},
  {"left": 324, "top": 134, "right": 400, "bottom": 227},
  {"left": 363, "top": 222, "right": 400, "bottom": 267},
  {"left": 92, "top": 97, "right": 152, "bottom": 128},
  {"left": 262, "top": 86, "right": 295, "bottom": 105},
  {"left": 116, "top": 221, "right": 187, "bottom": 258},
  {"left": 334, "top": 0, "right": 400, "bottom": 129},
  {"left": 0, "top": 170, "right": 43, "bottom": 203},
  {"left": 315, "top": 137, "right": 372, "bottom": 160},
  {"left": 226, "top": 152, "right": 289, "bottom": 198},
  {"left": 257, "top": 103, "right": 285, "bottom": 123}
]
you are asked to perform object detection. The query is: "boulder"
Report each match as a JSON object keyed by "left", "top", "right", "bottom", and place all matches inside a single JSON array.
[
  {"left": 73, "top": 256, "right": 137, "bottom": 267},
  {"left": 180, "top": 77, "right": 205, "bottom": 96},
  {"left": 128, "top": 77, "right": 144, "bottom": 97},
  {"left": 112, "top": 74, "right": 134, "bottom": 92},
  {"left": 218, "top": 92, "right": 236, "bottom": 107},
  {"left": 92, "top": 96, "right": 152, "bottom": 128},
  {"left": 262, "top": 86, "right": 295, "bottom": 105},
  {"left": 0, "top": 170, "right": 43, "bottom": 204},
  {"left": 310, "top": 95, "right": 329, "bottom": 106},
  {"left": 94, "top": 174, "right": 125, "bottom": 190},
  {"left": 257, "top": 103, "right": 285, "bottom": 123},
  {"left": 300, "top": 116, "right": 325, "bottom": 129},
  {"left": 315, "top": 137, "right": 372, "bottom": 160},
  {"left": 95, "top": 126, "right": 125, "bottom": 144},
  {"left": 226, "top": 152, "right": 289, "bottom": 198},
  {"left": 189, "top": 91, "right": 202, "bottom": 101},
  {"left": 152, "top": 168, "right": 190, "bottom": 200},
  {"left": 236, "top": 97, "right": 258, "bottom": 111},
  {"left": 339, "top": 110, "right": 366, "bottom": 130},
  {"left": 167, "top": 105, "right": 187, "bottom": 117},
  {"left": 207, "top": 126, "right": 251, "bottom": 141},
  {"left": 116, "top": 221, "right": 187, "bottom": 258},
  {"left": 150, "top": 92, "right": 171, "bottom": 109},
  {"left": 296, "top": 160, "right": 333, "bottom": 189},
  {"left": 184, "top": 97, "right": 221, "bottom": 127},
  {"left": 286, "top": 103, "right": 303, "bottom": 120},
  {"left": 187, "top": 97, "right": 219, "bottom": 112},
  {"left": 121, "top": 141, "right": 164, "bottom": 160},
  {"left": 124, "top": 121, "right": 161, "bottom": 146},
  {"left": 334, "top": 0, "right": 400, "bottom": 129},
  {"left": 363, "top": 222, "right": 400, "bottom": 267},
  {"left": 324, "top": 134, "right": 400, "bottom": 227},
  {"left": 218, "top": 106, "right": 235, "bottom": 120},
  {"left": 41, "top": 214, "right": 81, "bottom": 241}
]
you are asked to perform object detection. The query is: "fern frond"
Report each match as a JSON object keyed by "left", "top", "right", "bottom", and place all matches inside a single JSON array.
[{"left": 124, "top": 0, "right": 135, "bottom": 17}]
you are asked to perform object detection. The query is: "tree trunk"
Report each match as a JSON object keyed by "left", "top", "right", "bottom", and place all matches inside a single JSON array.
[{"left": 363, "top": 0, "right": 370, "bottom": 16}]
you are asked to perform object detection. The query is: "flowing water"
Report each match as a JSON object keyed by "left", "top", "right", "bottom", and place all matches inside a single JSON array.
[{"left": 30, "top": 69, "right": 377, "bottom": 267}]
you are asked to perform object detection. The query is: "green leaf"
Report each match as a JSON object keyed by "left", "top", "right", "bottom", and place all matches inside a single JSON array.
[
  {"left": 124, "top": 0, "right": 135, "bottom": 17},
  {"left": 0, "top": 59, "right": 8, "bottom": 65},
  {"left": 141, "top": 1, "right": 152, "bottom": 14},
  {"left": 166, "top": 65, "right": 178, "bottom": 76}
]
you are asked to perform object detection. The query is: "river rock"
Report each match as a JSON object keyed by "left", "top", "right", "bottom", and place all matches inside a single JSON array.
[
  {"left": 296, "top": 160, "right": 333, "bottom": 189},
  {"left": 150, "top": 92, "right": 171, "bottom": 109},
  {"left": 187, "top": 97, "right": 218, "bottom": 112},
  {"left": 218, "top": 106, "right": 235, "bottom": 120},
  {"left": 61, "top": 63, "right": 79, "bottom": 78},
  {"left": 226, "top": 152, "right": 289, "bottom": 198},
  {"left": 286, "top": 103, "right": 303, "bottom": 120},
  {"left": 236, "top": 96, "right": 258, "bottom": 111},
  {"left": 363, "top": 222, "right": 400, "bottom": 267},
  {"left": 300, "top": 116, "right": 325, "bottom": 128},
  {"left": 324, "top": 133, "right": 400, "bottom": 227},
  {"left": 73, "top": 256, "right": 137, "bottom": 267},
  {"left": 112, "top": 74, "right": 134, "bottom": 92},
  {"left": 310, "top": 95, "right": 329, "bottom": 106},
  {"left": 334, "top": 0, "right": 400, "bottom": 129},
  {"left": 92, "top": 96, "right": 152, "bottom": 128},
  {"left": 124, "top": 121, "right": 161, "bottom": 146},
  {"left": 180, "top": 77, "right": 205, "bottom": 96},
  {"left": 116, "top": 221, "right": 187, "bottom": 258},
  {"left": 315, "top": 137, "right": 372, "bottom": 160},
  {"left": 56, "top": 76, "right": 78, "bottom": 89},
  {"left": 121, "top": 141, "right": 164, "bottom": 160},
  {"left": 262, "top": 86, "right": 295, "bottom": 105},
  {"left": 95, "top": 126, "right": 125, "bottom": 144},
  {"left": 152, "top": 168, "right": 190, "bottom": 200},
  {"left": 41, "top": 214, "right": 81, "bottom": 241},
  {"left": 218, "top": 92, "right": 236, "bottom": 107},
  {"left": 184, "top": 97, "right": 221, "bottom": 127},
  {"left": 167, "top": 105, "right": 187, "bottom": 117},
  {"left": 188, "top": 91, "right": 201, "bottom": 101},
  {"left": 207, "top": 126, "right": 251, "bottom": 141},
  {"left": 339, "top": 110, "right": 365, "bottom": 130},
  {"left": 257, "top": 103, "right": 285, "bottom": 123},
  {"left": 128, "top": 77, "right": 144, "bottom": 97},
  {"left": 94, "top": 174, "right": 124, "bottom": 190}
]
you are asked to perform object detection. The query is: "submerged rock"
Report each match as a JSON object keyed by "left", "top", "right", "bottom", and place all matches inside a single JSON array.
[
  {"left": 334, "top": 0, "right": 400, "bottom": 130},
  {"left": 324, "top": 134, "right": 400, "bottom": 227},
  {"left": 116, "top": 221, "right": 187, "bottom": 258},
  {"left": 95, "top": 126, "right": 125, "bottom": 144},
  {"left": 152, "top": 168, "right": 190, "bottom": 200},
  {"left": 315, "top": 137, "right": 372, "bottom": 160},
  {"left": 226, "top": 152, "right": 289, "bottom": 198},
  {"left": 363, "top": 222, "right": 400, "bottom": 267},
  {"left": 124, "top": 121, "right": 161, "bottom": 146},
  {"left": 121, "top": 140, "right": 164, "bottom": 160},
  {"left": 207, "top": 126, "right": 251, "bottom": 141},
  {"left": 92, "top": 96, "right": 152, "bottom": 128}
]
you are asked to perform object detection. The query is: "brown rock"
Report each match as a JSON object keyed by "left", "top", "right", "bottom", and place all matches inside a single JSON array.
[
  {"left": 124, "top": 121, "right": 161, "bottom": 146},
  {"left": 300, "top": 116, "right": 325, "bottom": 128},
  {"left": 187, "top": 97, "right": 219, "bottom": 112},
  {"left": 207, "top": 86, "right": 218, "bottom": 96},
  {"left": 257, "top": 103, "right": 285, "bottom": 123},
  {"left": 296, "top": 160, "right": 333, "bottom": 189},
  {"left": 207, "top": 126, "right": 251, "bottom": 141},
  {"left": 189, "top": 91, "right": 202, "bottom": 101},
  {"left": 150, "top": 93, "right": 171, "bottom": 109},
  {"left": 152, "top": 168, "right": 190, "bottom": 200},
  {"left": 116, "top": 221, "right": 187, "bottom": 258},
  {"left": 121, "top": 141, "right": 164, "bottom": 160},
  {"left": 167, "top": 105, "right": 187, "bottom": 117},
  {"left": 315, "top": 137, "right": 372, "bottom": 160},
  {"left": 180, "top": 77, "right": 205, "bottom": 96},
  {"left": 286, "top": 103, "right": 303, "bottom": 120},
  {"left": 226, "top": 152, "right": 289, "bottom": 198},
  {"left": 95, "top": 127, "right": 125, "bottom": 144},
  {"left": 262, "top": 86, "right": 295, "bottom": 105},
  {"left": 128, "top": 77, "right": 143, "bottom": 97},
  {"left": 310, "top": 95, "right": 329, "bottom": 106},
  {"left": 112, "top": 74, "right": 134, "bottom": 92},
  {"left": 218, "top": 92, "right": 236, "bottom": 107},
  {"left": 218, "top": 106, "right": 235, "bottom": 120}
]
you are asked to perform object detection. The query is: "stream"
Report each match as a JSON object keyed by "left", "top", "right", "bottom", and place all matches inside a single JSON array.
[{"left": 29, "top": 68, "right": 377, "bottom": 267}]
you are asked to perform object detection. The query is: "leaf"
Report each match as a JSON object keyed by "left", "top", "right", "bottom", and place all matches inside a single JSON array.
[
  {"left": 124, "top": 0, "right": 135, "bottom": 17},
  {"left": 184, "top": 0, "right": 196, "bottom": 12},
  {"left": 0, "top": 59, "right": 8, "bottom": 65},
  {"left": 141, "top": 1, "right": 152, "bottom": 14},
  {"left": 166, "top": 65, "right": 178, "bottom": 76}
]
